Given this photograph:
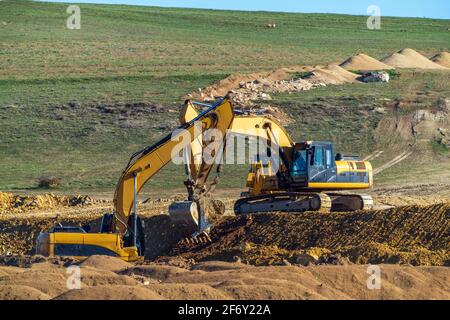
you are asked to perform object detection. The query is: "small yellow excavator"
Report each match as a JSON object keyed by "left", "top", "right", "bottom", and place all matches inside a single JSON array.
[{"left": 36, "top": 98, "right": 373, "bottom": 261}]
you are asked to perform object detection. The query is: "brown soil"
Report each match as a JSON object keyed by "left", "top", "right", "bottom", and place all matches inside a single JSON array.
[
  {"left": 340, "top": 53, "right": 394, "bottom": 71},
  {"left": 306, "top": 64, "right": 360, "bottom": 85},
  {"left": 0, "top": 188, "right": 448, "bottom": 300},
  {"left": 79, "top": 255, "right": 132, "bottom": 272},
  {"left": 0, "top": 192, "right": 99, "bottom": 214},
  {"left": 381, "top": 48, "right": 448, "bottom": 70},
  {"left": 78, "top": 266, "right": 138, "bottom": 287},
  {"left": 430, "top": 52, "right": 450, "bottom": 68},
  {"left": 0, "top": 285, "right": 50, "bottom": 300},
  {"left": 187, "top": 68, "right": 296, "bottom": 100},
  {"left": 1, "top": 257, "right": 448, "bottom": 300},
  {"left": 167, "top": 203, "right": 450, "bottom": 266},
  {"left": 54, "top": 285, "right": 165, "bottom": 300}
]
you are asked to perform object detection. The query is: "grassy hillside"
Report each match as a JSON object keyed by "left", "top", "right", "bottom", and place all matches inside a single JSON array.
[{"left": 0, "top": 0, "right": 449, "bottom": 191}]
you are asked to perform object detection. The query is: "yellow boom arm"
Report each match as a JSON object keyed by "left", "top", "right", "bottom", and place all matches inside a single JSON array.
[{"left": 112, "top": 99, "right": 234, "bottom": 234}]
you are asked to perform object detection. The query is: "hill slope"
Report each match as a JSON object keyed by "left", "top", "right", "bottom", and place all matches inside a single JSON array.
[{"left": 0, "top": 0, "right": 449, "bottom": 191}]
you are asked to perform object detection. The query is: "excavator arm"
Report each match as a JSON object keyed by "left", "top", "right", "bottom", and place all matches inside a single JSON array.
[{"left": 112, "top": 99, "right": 235, "bottom": 234}]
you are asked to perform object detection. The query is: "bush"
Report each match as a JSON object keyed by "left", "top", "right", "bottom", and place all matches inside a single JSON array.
[{"left": 37, "top": 176, "right": 61, "bottom": 189}]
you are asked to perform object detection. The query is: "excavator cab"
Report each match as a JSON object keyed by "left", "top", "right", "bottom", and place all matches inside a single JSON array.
[{"left": 291, "top": 141, "right": 337, "bottom": 185}]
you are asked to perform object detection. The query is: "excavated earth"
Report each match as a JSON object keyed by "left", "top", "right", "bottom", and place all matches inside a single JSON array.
[
  {"left": 0, "top": 255, "right": 448, "bottom": 300},
  {"left": 166, "top": 203, "right": 450, "bottom": 267},
  {"left": 0, "top": 188, "right": 449, "bottom": 299}
]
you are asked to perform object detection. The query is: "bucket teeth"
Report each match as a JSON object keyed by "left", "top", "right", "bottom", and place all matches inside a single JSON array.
[{"left": 181, "top": 232, "right": 212, "bottom": 245}]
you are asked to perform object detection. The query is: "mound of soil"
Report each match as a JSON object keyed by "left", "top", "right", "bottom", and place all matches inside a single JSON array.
[
  {"left": 0, "top": 192, "right": 97, "bottom": 214},
  {"left": 168, "top": 203, "right": 450, "bottom": 266},
  {"left": 189, "top": 69, "right": 293, "bottom": 100},
  {"left": 381, "top": 48, "right": 447, "bottom": 69},
  {"left": 119, "top": 264, "right": 188, "bottom": 281},
  {"left": 306, "top": 65, "right": 360, "bottom": 84},
  {"left": 79, "top": 255, "right": 132, "bottom": 272},
  {"left": 1, "top": 260, "right": 448, "bottom": 300},
  {"left": 146, "top": 283, "right": 231, "bottom": 300},
  {"left": 0, "top": 285, "right": 50, "bottom": 300},
  {"left": 0, "top": 266, "right": 68, "bottom": 297},
  {"left": 430, "top": 52, "right": 450, "bottom": 68},
  {"left": 78, "top": 266, "right": 138, "bottom": 287},
  {"left": 340, "top": 53, "right": 394, "bottom": 71},
  {"left": 54, "top": 285, "right": 165, "bottom": 300}
]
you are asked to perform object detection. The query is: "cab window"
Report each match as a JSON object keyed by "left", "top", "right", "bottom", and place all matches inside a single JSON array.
[
  {"left": 292, "top": 149, "right": 307, "bottom": 176},
  {"left": 326, "top": 148, "right": 333, "bottom": 168},
  {"left": 313, "top": 146, "right": 325, "bottom": 167}
]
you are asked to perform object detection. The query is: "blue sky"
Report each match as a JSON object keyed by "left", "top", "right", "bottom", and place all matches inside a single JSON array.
[{"left": 41, "top": 0, "right": 450, "bottom": 19}]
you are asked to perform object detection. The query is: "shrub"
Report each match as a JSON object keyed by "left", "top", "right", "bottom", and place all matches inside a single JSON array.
[{"left": 37, "top": 176, "right": 61, "bottom": 189}]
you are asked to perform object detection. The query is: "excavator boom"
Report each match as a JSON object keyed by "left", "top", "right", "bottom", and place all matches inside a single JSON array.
[{"left": 113, "top": 99, "right": 235, "bottom": 234}]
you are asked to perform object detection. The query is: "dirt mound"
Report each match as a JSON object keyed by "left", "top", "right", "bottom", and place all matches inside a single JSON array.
[
  {"left": 306, "top": 64, "right": 360, "bottom": 84},
  {"left": 185, "top": 67, "right": 316, "bottom": 125},
  {"left": 169, "top": 203, "right": 450, "bottom": 266},
  {"left": 0, "top": 192, "right": 98, "bottom": 214},
  {"left": 54, "top": 285, "right": 165, "bottom": 300},
  {"left": 430, "top": 52, "right": 450, "bottom": 68},
  {"left": 161, "top": 264, "right": 450, "bottom": 300},
  {"left": 79, "top": 255, "right": 132, "bottom": 272},
  {"left": 119, "top": 264, "right": 188, "bottom": 281},
  {"left": 188, "top": 69, "right": 294, "bottom": 100},
  {"left": 0, "top": 285, "right": 50, "bottom": 300},
  {"left": 146, "top": 283, "right": 231, "bottom": 300},
  {"left": 2, "top": 262, "right": 448, "bottom": 300},
  {"left": 191, "top": 260, "right": 251, "bottom": 272},
  {"left": 340, "top": 53, "right": 394, "bottom": 71},
  {"left": 0, "top": 266, "right": 68, "bottom": 297},
  {"left": 78, "top": 266, "right": 138, "bottom": 287},
  {"left": 381, "top": 48, "right": 447, "bottom": 69}
]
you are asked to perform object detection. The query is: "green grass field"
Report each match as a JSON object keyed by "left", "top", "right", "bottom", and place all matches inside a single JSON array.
[{"left": 0, "top": 0, "right": 449, "bottom": 192}]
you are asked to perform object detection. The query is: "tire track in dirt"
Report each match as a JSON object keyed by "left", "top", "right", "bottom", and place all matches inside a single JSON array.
[{"left": 373, "top": 150, "right": 413, "bottom": 175}]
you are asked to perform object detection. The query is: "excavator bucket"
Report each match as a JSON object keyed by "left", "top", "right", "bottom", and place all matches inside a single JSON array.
[{"left": 168, "top": 201, "right": 202, "bottom": 236}]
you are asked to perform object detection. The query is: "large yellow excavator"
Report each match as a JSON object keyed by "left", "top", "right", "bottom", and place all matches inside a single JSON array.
[{"left": 36, "top": 98, "right": 373, "bottom": 261}]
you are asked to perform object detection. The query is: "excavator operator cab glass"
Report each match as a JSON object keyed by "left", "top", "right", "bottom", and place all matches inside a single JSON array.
[
  {"left": 292, "top": 141, "right": 337, "bottom": 183},
  {"left": 310, "top": 143, "right": 334, "bottom": 169},
  {"left": 308, "top": 141, "right": 337, "bottom": 183},
  {"left": 291, "top": 148, "right": 307, "bottom": 177}
]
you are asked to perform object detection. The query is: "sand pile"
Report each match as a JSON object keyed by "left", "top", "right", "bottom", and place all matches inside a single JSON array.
[
  {"left": 79, "top": 255, "right": 132, "bottom": 272},
  {"left": 77, "top": 266, "right": 138, "bottom": 287},
  {"left": 0, "top": 192, "right": 98, "bottom": 214},
  {"left": 430, "top": 52, "right": 450, "bottom": 68},
  {"left": 226, "top": 77, "right": 314, "bottom": 107},
  {"left": 54, "top": 285, "right": 165, "bottom": 300},
  {"left": 119, "top": 264, "right": 189, "bottom": 281},
  {"left": 340, "top": 53, "right": 394, "bottom": 71},
  {"left": 381, "top": 48, "right": 447, "bottom": 69},
  {"left": 1, "top": 257, "right": 448, "bottom": 300},
  {"left": 189, "top": 68, "right": 295, "bottom": 100},
  {"left": 0, "top": 285, "right": 50, "bottom": 300},
  {"left": 306, "top": 64, "right": 360, "bottom": 85},
  {"left": 169, "top": 203, "right": 450, "bottom": 266},
  {"left": 187, "top": 66, "right": 324, "bottom": 114},
  {"left": 0, "top": 264, "right": 68, "bottom": 297}
]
